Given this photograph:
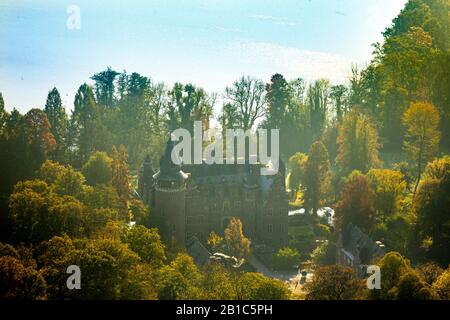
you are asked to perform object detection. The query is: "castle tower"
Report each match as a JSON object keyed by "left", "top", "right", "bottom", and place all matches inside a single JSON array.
[{"left": 153, "top": 138, "right": 188, "bottom": 244}]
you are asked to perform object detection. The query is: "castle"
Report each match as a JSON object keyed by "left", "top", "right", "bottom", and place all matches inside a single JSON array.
[{"left": 138, "top": 139, "right": 289, "bottom": 249}]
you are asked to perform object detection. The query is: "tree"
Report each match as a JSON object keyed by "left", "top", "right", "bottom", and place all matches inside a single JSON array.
[
  {"left": 307, "top": 79, "right": 330, "bottom": 140},
  {"left": 224, "top": 218, "right": 251, "bottom": 259},
  {"left": 122, "top": 225, "right": 166, "bottom": 267},
  {"left": 414, "top": 158, "right": 450, "bottom": 264},
  {"left": 337, "top": 111, "right": 381, "bottom": 176},
  {"left": 402, "top": 102, "right": 440, "bottom": 193},
  {"left": 200, "top": 263, "right": 236, "bottom": 300},
  {"left": 44, "top": 87, "right": 68, "bottom": 161},
  {"left": 224, "top": 76, "right": 265, "bottom": 130},
  {"left": 416, "top": 262, "right": 444, "bottom": 285},
  {"left": 82, "top": 151, "right": 112, "bottom": 186},
  {"left": 207, "top": 231, "right": 223, "bottom": 252},
  {"left": 37, "top": 160, "right": 68, "bottom": 185},
  {"left": 288, "top": 152, "right": 308, "bottom": 201},
  {"left": 53, "top": 166, "right": 86, "bottom": 198},
  {"left": 72, "top": 83, "right": 112, "bottom": 163},
  {"left": 367, "top": 169, "right": 407, "bottom": 223},
  {"left": 156, "top": 253, "right": 202, "bottom": 300},
  {"left": 304, "top": 265, "right": 364, "bottom": 300},
  {"left": 0, "top": 92, "right": 7, "bottom": 135},
  {"left": 369, "top": 252, "right": 412, "bottom": 300},
  {"left": 265, "top": 73, "right": 289, "bottom": 129},
  {"left": 396, "top": 271, "right": 437, "bottom": 300},
  {"left": 303, "top": 141, "right": 331, "bottom": 215},
  {"left": 330, "top": 85, "right": 348, "bottom": 123},
  {"left": 0, "top": 256, "right": 47, "bottom": 300},
  {"left": 112, "top": 145, "right": 131, "bottom": 221},
  {"left": 9, "top": 180, "right": 86, "bottom": 242},
  {"left": 432, "top": 267, "right": 450, "bottom": 300},
  {"left": 334, "top": 171, "right": 375, "bottom": 232},
  {"left": 236, "top": 272, "right": 290, "bottom": 300},
  {"left": 272, "top": 247, "right": 300, "bottom": 270},
  {"left": 38, "top": 236, "right": 140, "bottom": 299},
  {"left": 91, "top": 67, "right": 119, "bottom": 107},
  {"left": 166, "top": 82, "right": 213, "bottom": 132}
]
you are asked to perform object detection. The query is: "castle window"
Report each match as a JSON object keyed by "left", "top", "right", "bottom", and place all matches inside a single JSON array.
[
  {"left": 268, "top": 224, "right": 273, "bottom": 233},
  {"left": 186, "top": 216, "right": 192, "bottom": 225},
  {"left": 267, "top": 208, "right": 274, "bottom": 216}
]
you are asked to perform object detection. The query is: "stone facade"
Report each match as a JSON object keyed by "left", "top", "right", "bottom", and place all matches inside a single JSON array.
[{"left": 138, "top": 139, "right": 289, "bottom": 249}]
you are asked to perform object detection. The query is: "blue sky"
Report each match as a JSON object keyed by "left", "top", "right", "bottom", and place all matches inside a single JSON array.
[{"left": 0, "top": 0, "right": 407, "bottom": 113}]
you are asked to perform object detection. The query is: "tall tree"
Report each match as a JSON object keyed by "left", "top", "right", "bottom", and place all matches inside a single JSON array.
[
  {"left": 307, "top": 79, "right": 330, "bottom": 141},
  {"left": 337, "top": 111, "right": 381, "bottom": 176},
  {"left": 44, "top": 87, "right": 68, "bottom": 162},
  {"left": 224, "top": 218, "right": 251, "bottom": 259},
  {"left": 112, "top": 145, "right": 131, "bottom": 221},
  {"left": 0, "top": 92, "right": 7, "bottom": 136},
  {"left": 166, "top": 83, "right": 214, "bottom": 133},
  {"left": 91, "top": 67, "right": 119, "bottom": 107},
  {"left": 402, "top": 102, "right": 440, "bottom": 193},
  {"left": 334, "top": 171, "right": 376, "bottom": 232},
  {"left": 303, "top": 141, "right": 331, "bottom": 215},
  {"left": 224, "top": 76, "right": 265, "bottom": 131},
  {"left": 265, "top": 73, "right": 289, "bottom": 129},
  {"left": 367, "top": 169, "right": 407, "bottom": 223},
  {"left": 414, "top": 157, "right": 450, "bottom": 264},
  {"left": 330, "top": 85, "right": 348, "bottom": 123}
]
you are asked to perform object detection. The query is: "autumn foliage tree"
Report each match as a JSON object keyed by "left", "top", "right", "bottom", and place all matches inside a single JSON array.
[
  {"left": 334, "top": 171, "right": 375, "bottom": 232},
  {"left": 224, "top": 218, "right": 251, "bottom": 259},
  {"left": 402, "top": 102, "right": 440, "bottom": 193}
]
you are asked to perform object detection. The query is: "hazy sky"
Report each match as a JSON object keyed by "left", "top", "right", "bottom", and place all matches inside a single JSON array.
[{"left": 0, "top": 0, "right": 407, "bottom": 113}]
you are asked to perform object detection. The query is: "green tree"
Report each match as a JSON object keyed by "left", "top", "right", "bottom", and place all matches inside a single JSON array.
[
  {"left": 53, "top": 166, "right": 86, "bottom": 198},
  {"left": 367, "top": 169, "right": 407, "bottom": 222},
  {"left": 37, "top": 160, "right": 68, "bottom": 185},
  {"left": 402, "top": 102, "right": 440, "bottom": 193},
  {"left": 272, "top": 247, "right": 300, "bottom": 270},
  {"left": 236, "top": 272, "right": 290, "bottom": 300},
  {"left": 416, "top": 262, "right": 444, "bottom": 285},
  {"left": 414, "top": 158, "right": 450, "bottom": 264},
  {"left": 330, "top": 84, "right": 348, "bottom": 123},
  {"left": 91, "top": 67, "right": 119, "bottom": 107},
  {"left": 122, "top": 225, "right": 166, "bottom": 267},
  {"left": 369, "top": 251, "right": 412, "bottom": 300},
  {"left": 0, "top": 256, "right": 47, "bottom": 300},
  {"left": 224, "top": 76, "right": 265, "bottom": 131},
  {"left": 337, "top": 111, "right": 381, "bottom": 176},
  {"left": 224, "top": 218, "right": 251, "bottom": 259},
  {"left": 396, "top": 271, "right": 437, "bottom": 300},
  {"left": 305, "top": 265, "right": 364, "bottom": 300},
  {"left": 44, "top": 87, "right": 68, "bottom": 162},
  {"left": 303, "top": 141, "right": 331, "bottom": 215},
  {"left": 38, "top": 236, "right": 140, "bottom": 299},
  {"left": 82, "top": 151, "right": 112, "bottom": 186},
  {"left": 112, "top": 145, "right": 131, "bottom": 221},
  {"left": 288, "top": 152, "right": 308, "bottom": 201},
  {"left": 307, "top": 79, "right": 330, "bottom": 141},
  {"left": 432, "top": 267, "right": 450, "bottom": 300}
]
